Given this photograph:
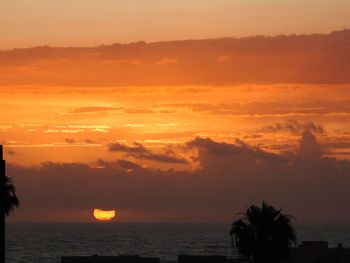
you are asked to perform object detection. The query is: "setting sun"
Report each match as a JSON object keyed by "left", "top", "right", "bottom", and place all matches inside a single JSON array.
[
  {"left": 93, "top": 209, "right": 116, "bottom": 221},
  {"left": 2, "top": 0, "right": 350, "bottom": 262}
]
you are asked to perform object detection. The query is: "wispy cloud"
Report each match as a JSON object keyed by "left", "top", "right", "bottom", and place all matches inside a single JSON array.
[
  {"left": 70, "top": 107, "right": 121, "bottom": 114},
  {"left": 124, "top": 108, "right": 154, "bottom": 114},
  {"left": 156, "top": 57, "right": 178, "bottom": 65},
  {"left": 108, "top": 141, "right": 187, "bottom": 164},
  {"left": 44, "top": 125, "right": 111, "bottom": 133},
  {"left": 259, "top": 120, "right": 324, "bottom": 134}
]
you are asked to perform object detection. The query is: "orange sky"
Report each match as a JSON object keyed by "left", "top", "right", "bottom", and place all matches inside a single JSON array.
[
  {"left": 1, "top": 0, "right": 350, "bottom": 49},
  {"left": 2, "top": 83, "right": 350, "bottom": 223},
  {"left": 1, "top": 3, "right": 350, "bottom": 222},
  {"left": 1, "top": 85, "right": 350, "bottom": 166}
]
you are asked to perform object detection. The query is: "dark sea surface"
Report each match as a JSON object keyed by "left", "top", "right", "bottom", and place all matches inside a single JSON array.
[{"left": 5, "top": 223, "right": 350, "bottom": 263}]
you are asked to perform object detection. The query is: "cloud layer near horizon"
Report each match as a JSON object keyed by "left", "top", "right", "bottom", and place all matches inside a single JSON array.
[{"left": 7, "top": 131, "right": 350, "bottom": 223}]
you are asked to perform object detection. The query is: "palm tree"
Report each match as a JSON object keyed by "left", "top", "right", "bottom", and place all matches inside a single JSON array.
[
  {"left": 229, "top": 202, "right": 296, "bottom": 263},
  {"left": 4, "top": 176, "right": 19, "bottom": 216},
  {"left": 1, "top": 145, "right": 19, "bottom": 263}
]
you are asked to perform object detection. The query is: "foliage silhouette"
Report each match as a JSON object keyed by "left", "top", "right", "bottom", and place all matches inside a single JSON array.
[
  {"left": 4, "top": 176, "right": 19, "bottom": 216},
  {"left": 1, "top": 145, "right": 19, "bottom": 263},
  {"left": 229, "top": 201, "right": 296, "bottom": 263}
]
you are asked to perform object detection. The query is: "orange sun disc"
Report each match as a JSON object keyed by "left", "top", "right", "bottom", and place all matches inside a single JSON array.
[{"left": 93, "top": 208, "right": 116, "bottom": 221}]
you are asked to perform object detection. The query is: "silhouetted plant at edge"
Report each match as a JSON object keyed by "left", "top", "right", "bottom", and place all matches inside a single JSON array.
[
  {"left": 1, "top": 173, "right": 19, "bottom": 263},
  {"left": 4, "top": 176, "right": 19, "bottom": 216},
  {"left": 229, "top": 201, "right": 296, "bottom": 263}
]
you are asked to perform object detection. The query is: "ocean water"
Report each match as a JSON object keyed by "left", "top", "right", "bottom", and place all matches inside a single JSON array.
[{"left": 5, "top": 223, "right": 350, "bottom": 263}]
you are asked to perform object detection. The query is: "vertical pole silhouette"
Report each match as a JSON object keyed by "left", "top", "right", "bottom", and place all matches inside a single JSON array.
[{"left": 0, "top": 145, "right": 5, "bottom": 263}]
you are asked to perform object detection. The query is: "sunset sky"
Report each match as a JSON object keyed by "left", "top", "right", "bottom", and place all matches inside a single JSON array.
[
  {"left": 1, "top": 0, "right": 350, "bottom": 49},
  {"left": 1, "top": 1, "right": 350, "bottom": 223}
]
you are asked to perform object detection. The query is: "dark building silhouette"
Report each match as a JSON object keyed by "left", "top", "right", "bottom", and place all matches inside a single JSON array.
[
  {"left": 287, "top": 241, "right": 350, "bottom": 263},
  {"left": 178, "top": 255, "right": 227, "bottom": 263},
  {"left": 61, "top": 255, "right": 159, "bottom": 263}
]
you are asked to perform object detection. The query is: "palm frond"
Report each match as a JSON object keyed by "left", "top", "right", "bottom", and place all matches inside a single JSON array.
[{"left": 4, "top": 176, "right": 19, "bottom": 216}]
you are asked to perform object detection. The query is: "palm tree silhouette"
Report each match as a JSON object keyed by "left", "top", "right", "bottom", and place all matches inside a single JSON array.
[
  {"left": 1, "top": 145, "right": 19, "bottom": 263},
  {"left": 4, "top": 176, "right": 19, "bottom": 216},
  {"left": 229, "top": 201, "right": 296, "bottom": 263}
]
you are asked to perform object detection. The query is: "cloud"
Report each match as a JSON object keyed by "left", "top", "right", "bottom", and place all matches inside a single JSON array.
[
  {"left": 2, "top": 30, "right": 350, "bottom": 86},
  {"left": 117, "top": 159, "right": 142, "bottom": 170},
  {"left": 324, "top": 141, "right": 350, "bottom": 149},
  {"left": 70, "top": 107, "right": 120, "bottom": 114},
  {"left": 44, "top": 125, "right": 111, "bottom": 133},
  {"left": 187, "top": 137, "right": 285, "bottom": 166},
  {"left": 260, "top": 120, "right": 324, "bottom": 134},
  {"left": 297, "top": 130, "right": 324, "bottom": 160},
  {"left": 156, "top": 100, "right": 350, "bottom": 116},
  {"left": 156, "top": 57, "right": 178, "bottom": 65},
  {"left": 64, "top": 138, "right": 76, "bottom": 144},
  {"left": 122, "top": 124, "right": 147, "bottom": 128},
  {"left": 124, "top": 108, "right": 154, "bottom": 114},
  {"left": 7, "top": 132, "right": 350, "bottom": 223},
  {"left": 108, "top": 142, "right": 187, "bottom": 164},
  {"left": 84, "top": 139, "right": 95, "bottom": 144}
]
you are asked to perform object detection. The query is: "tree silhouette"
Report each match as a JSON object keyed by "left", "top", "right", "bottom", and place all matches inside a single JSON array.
[
  {"left": 229, "top": 202, "right": 296, "bottom": 263},
  {"left": 4, "top": 176, "right": 19, "bottom": 216},
  {"left": 1, "top": 145, "right": 19, "bottom": 263}
]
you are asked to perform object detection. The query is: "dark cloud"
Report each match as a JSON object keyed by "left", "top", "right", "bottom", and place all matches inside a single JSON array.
[
  {"left": 297, "top": 130, "right": 324, "bottom": 160},
  {"left": 260, "top": 120, "right": 324, "bottom": 134},
  {"left": 323, "top": 141, "right": 350, "bottom": 149},
  {"left": 1, "top": 30, "right": 350, "bottom": 86},
  {"left": 108, "top": 142, "right": 187, "bottom": 164},
  {"left": 65, "top": 138, "right": 76, "bottom": 144},
  {"left": 117, "top": 159, "right": 141, "bottom": 170},
  {"left": 8, "top": 132, "right": 350, "bottom": 223},
  {"left": 187, "top": 137, "right": 285, "bottom": 164},
  {"left": 63, "top": 138, "right": 101, "bottom": 146},
  {"left": 328, "top": 151, "right": 350, "bottom": 156}
]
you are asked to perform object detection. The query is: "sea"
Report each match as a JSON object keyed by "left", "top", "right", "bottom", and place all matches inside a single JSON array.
[{"left": 5, "top": 223, "right": 350, "bottom": 263}]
